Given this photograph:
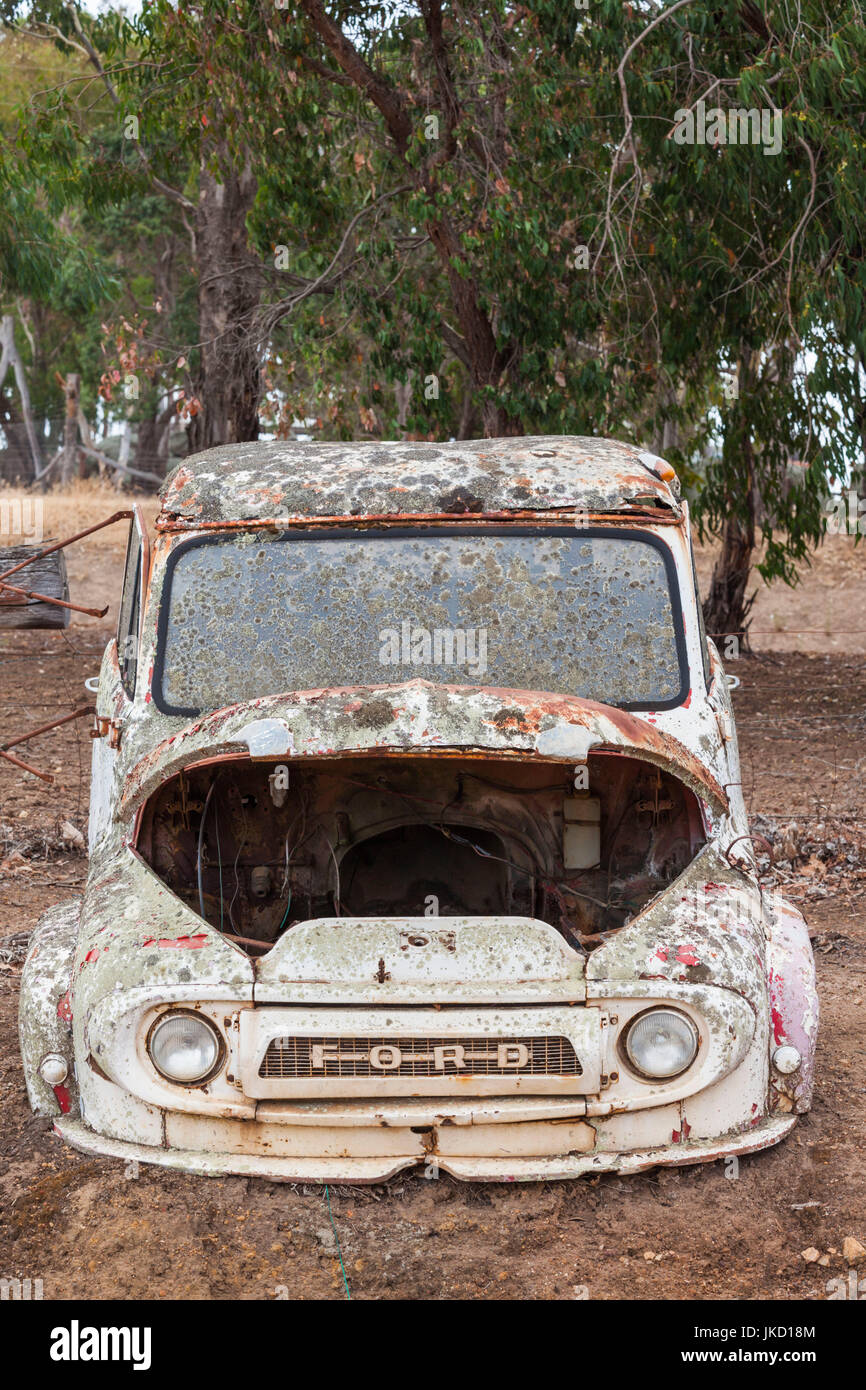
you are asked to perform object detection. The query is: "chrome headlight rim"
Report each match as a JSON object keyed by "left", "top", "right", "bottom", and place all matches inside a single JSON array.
[
  {"left": 619, "top": 1006, "right": 700, "bottom": 1081},
  {"left": 146, "top": 1008, "right": 225, "bottom": 1087}
]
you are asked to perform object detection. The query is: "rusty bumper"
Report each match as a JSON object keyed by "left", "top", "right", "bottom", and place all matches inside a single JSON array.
[{"left": 54, "top": 1111, "right": 796, "bottom": 1184}]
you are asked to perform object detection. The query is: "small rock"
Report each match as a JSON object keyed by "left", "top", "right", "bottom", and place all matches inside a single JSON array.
[
  {"left": 801, "top": 1247, "right": 821, "bottom": 1263},
  {"left": 842, "top": 1236, "right": 866, "bottom": 1266},
  {"left": 316, "top": 1227, "right": 337, "bottom": 1255},
  {"left": 60, "top": 820, "right": 85, "bottom": 850}
]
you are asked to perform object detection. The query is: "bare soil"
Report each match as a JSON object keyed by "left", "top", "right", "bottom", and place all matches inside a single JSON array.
[{"left": 0, "top": 486, "right": 863, "bottom": 1300}]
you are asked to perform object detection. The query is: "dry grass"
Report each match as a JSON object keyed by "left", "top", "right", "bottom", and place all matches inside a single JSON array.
[{"left": 0, "top": 479, "right": 161, "bottom": 554}]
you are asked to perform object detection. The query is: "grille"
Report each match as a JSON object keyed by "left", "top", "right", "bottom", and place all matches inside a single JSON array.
[{"left": 259, "top": 1034, "right": 582, "bottom": 1079}]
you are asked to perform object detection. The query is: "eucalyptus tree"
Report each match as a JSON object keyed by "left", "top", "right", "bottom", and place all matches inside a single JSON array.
[{"left": 569, "top": 0, "right": 866, "bottom": 633}]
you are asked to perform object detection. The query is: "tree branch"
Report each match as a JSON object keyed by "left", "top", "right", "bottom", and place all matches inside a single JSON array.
[
  {"left": 261, "top": 183, "right": 413, "bottom": 334},
  {"left": 595, "top": 0, "right": 703, "bottom": 278},
  {"left": 298, "top": 0, "right": 414, "bottom": 157}
]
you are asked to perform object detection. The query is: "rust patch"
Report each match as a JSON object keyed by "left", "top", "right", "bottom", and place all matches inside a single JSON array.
[
  {"left": 438, "top": 486, "right": 485, "bottom": 514},
  {"left": 489, "top": 706, "right": 537, "bottom": 734},
  {"left": 349, "top": 698, "right": 397, "bottom": 730}
]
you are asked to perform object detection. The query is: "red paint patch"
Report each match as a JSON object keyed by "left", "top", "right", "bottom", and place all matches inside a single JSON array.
[
  {"left": 675, "top": 944, "right": 699, "bottom": 967},
  {"left": 141, "top": 933, "right": 209, "bottom": 950},
  {"left": 768, "top": 968, "right": 789, "bottom": 1045},
  {"left": 682, "top": 689, "right": 692, "bottom": 709},
  {"left": 672, "top": 1129, "right": 681, "bottom": 1143},
  {"left": 654, "top": 947, "right": 669, "bottom": 963},
  {"left": 83, "top": 949, "right": 100, "bottom": 965},
  {"left": 681, "top": 1120, "right": 691, "bottom": 1140},
  {"left": 53, "top": 1084, "right": 71, "bottom": 1114}
]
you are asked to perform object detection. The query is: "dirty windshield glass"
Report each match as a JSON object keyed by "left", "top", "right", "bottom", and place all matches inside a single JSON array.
[{"left": 154, "top": 529, "right": 686, "bottom": 714}]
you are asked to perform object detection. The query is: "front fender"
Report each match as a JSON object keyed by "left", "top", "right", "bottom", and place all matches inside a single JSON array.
[
  {"left": 766, "top": 893, "right": 819, "bottom": 1112},
  {"left": 19, "top": 899, "right": 81, "bottom": 1117},
  {"left": 586, "top": 841, "right": 766, "bottom": 1003}
]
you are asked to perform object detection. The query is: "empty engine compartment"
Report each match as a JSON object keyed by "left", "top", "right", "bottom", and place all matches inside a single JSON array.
[{"left": 135, "top": 753, "right": 706, "bottom": 954}]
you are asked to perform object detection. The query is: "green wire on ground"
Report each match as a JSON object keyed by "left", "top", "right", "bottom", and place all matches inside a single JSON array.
[{"left": 324, "top": 1184, "right": 351, "bottom": 1300}]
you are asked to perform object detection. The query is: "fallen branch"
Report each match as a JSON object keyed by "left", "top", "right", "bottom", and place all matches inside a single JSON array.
[{"left": 77, "top": 443, "right": 163, "bottom": 484}]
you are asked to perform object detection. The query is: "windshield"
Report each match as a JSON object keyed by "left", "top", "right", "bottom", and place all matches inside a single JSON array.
[{"left": 153, "top": 527, "right": 687, "bottom": 715}]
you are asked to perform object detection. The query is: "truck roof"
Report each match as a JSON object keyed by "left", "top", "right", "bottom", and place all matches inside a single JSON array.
[{"left": 158, "top": 436, "right": 680, "bottom": 527}]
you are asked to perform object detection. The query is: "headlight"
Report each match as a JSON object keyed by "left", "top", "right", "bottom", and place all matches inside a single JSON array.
[
  {"left": 622, "top": 1008, "right": 698, "bottom": 1079},
  {"left": 148, "top": 1011, "right": 222, "bottom": 1084}
]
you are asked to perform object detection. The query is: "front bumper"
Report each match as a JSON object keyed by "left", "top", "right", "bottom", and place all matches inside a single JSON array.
[{"left": 54, "top": 1111, "right": 796, "bottom": 1183}]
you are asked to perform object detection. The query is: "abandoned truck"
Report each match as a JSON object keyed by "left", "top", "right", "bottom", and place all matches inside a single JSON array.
[{"left": 19, "top": 437, "right": 818, "bottom": 1182}]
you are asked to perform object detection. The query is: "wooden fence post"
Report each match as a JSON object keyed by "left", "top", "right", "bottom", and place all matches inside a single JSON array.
[{"left": 58, "top": 372, "right": 81, "bottom": 485}]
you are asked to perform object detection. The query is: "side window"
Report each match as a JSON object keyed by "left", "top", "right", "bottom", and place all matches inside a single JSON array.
[
  {"left": 118, "top": 523, "right": 142, "bottom": 699},
  {"left": 689, "top": 537, "right": 713, "bottom": 693}
]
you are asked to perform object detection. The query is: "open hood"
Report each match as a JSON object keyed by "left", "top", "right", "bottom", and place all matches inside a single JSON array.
[{"left": 122, "top": 681, "right": 726, "bottom": 818}]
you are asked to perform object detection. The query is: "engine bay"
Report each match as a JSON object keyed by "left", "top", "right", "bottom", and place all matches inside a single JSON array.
[{"left": 135, "top": 753, "right": 707, "bottom": 954}]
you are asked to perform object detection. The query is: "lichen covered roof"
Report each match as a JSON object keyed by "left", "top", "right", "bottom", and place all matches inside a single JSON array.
[{"left": 158, "top": 436, "right": 680, "bottom": 526}]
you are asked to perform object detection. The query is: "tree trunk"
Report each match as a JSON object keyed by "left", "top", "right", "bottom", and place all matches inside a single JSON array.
[
  {"left": 0, "top": 315, "right": 43, "bottom": 478},
  {"left": 702, "top": 509, "right": 757, "bottom": 647},
  {"left": 0, "top": 387, "right": 34, "bottom": 481},
  {"left": 0, "top": 545, "right": 70, "bottom": 630},
  {"left": 457, "top": 372, "right": 477, "bottom": 440},
  {"left": 134, "top": 416, "right": 162, "bottom": 476},
  {"left": 188, "top": 158, "right": 261, "bottom": 452},
  {"left": 58, "top": 373, "right": 80, "bottom": 485},
  {"left": 428, "top": 219, "right": 520, "bottom": 438},
  {"left": 703, "top": 357, "right": 758, "bottom": 645},
  {"left": 295, "top": 7, "right": 522, "bottom": 439}
]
